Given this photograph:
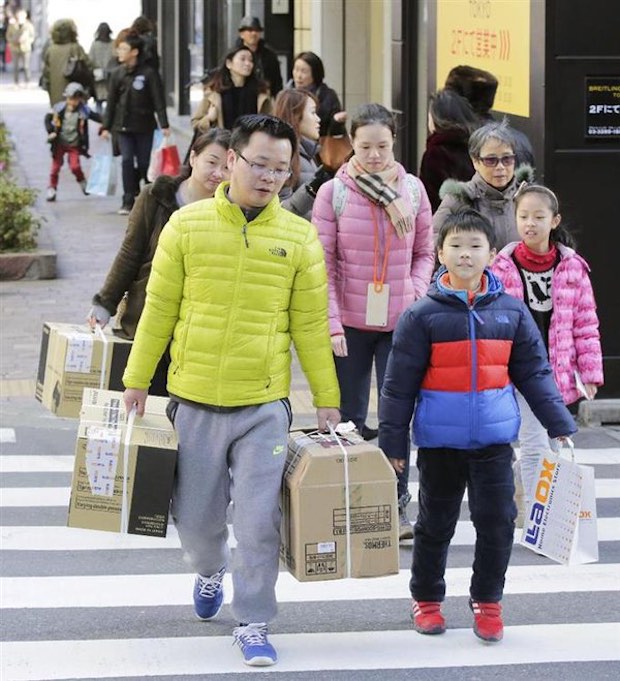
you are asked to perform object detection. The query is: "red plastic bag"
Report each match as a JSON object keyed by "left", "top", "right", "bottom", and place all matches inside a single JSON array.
[{"left": 160, "top": 144, "right": 181, "bottom": 177}]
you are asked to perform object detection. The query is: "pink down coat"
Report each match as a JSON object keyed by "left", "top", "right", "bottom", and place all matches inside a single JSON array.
[
  {"left": 312, "top": 164, "right": 434, "bottom": 335},
  {"left": 491, "top": 242, "right": 604, "bottom": 404}
]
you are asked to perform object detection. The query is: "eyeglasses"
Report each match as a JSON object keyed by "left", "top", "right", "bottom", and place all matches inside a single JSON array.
[
  {"left": 237, "top": 152, "right": 291, "bottom": 180},
  {"left": 478, "top": 154, "right": 516, "bottom": 168}
]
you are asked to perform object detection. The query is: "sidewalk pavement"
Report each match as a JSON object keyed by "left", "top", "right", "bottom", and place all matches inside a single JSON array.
[{"left": 0, "top": 79, "right": 618, "bottom": 447}]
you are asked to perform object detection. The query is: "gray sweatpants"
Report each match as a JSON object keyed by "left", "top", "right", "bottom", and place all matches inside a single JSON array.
[{"left": 170, "top": 399, "right": 290, "bottom": 624}]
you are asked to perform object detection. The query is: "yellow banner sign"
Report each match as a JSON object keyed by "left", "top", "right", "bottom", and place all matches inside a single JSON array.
[{"left": 437, "top": 0, "right": 531, "bottom": 118}]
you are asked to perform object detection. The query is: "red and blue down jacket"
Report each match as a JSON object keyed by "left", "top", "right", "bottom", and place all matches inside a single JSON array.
[{"left": 379, "top": 268, "right": 576, "bottom": 459}]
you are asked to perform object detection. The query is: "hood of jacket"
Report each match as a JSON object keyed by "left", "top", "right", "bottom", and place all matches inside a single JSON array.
[
  {"left": 51, "top": 19, "right": 77, "bottom": 44},
  {"left": 150, "top": 174, "right": 185, "bottom": 210},
  {"left": 439, "top": 164, "right": 535, "bottom": 203}
]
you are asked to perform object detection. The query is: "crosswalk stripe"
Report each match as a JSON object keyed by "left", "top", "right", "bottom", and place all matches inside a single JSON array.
[
  {"left": 3, "top": 563, "right": 619, "bottom": 609},
  {"left": 3, "top": 623, "right": 619, "bottom": 680},
  {"left": 3, "top": 518, "right": 620, "bottom": 550},
  {"left": 4, "top": 479, "right": 620, "bottom": 506},
  {"left": 0, "top": 455, "right": 74, "bottom": 473},
  {"left": 2, "top": 447, "right": 619, "bottom": 473}
]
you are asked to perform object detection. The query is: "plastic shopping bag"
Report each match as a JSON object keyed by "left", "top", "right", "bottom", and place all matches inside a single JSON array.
[
  {"left": 520, "top": 439, "right": 598, "bottom": 565},
  {"left": 86, "top": 150, "right": 117, "bottom": 197},
  {"left": 147, "top": 131, "right": 180, "bottom": 182}
]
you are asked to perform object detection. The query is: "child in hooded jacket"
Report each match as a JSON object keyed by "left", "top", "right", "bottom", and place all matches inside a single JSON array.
[
  {"left": 379, "top": 207, "right": 576, "bottom": 644},
  {"left": 491, "top": 184, "right": 603, "bottom": 509},
  {"left": 44, "top": 81, "right": 102, "bottom": 201}
]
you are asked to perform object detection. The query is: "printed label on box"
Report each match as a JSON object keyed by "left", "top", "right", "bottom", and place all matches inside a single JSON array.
[
  {"left": 64, "top": 333, "right": 94, "bottom": 373},
  {"left": 305, "top": 543, "right": 338, "bottom": 576},
  {"left": 85, "top": 427, "right": 121, "bottom": 497},
  {"left": 333, "top": 504, "right": 392, "bottom": 535}
]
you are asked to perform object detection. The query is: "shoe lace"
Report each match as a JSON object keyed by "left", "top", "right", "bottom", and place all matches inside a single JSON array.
[
  {"left": 196, "top": 567, "right": 224, "bottom": 598},
  {"left": 233, "top": 622, "right": 268, "bottom": 647}
]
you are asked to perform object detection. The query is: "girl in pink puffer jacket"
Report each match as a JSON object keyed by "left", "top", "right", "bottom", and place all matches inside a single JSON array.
[
  {"left": 312, "top": 104, "right": 434, "bottom": 538},
  {"left": 491, "top": 184, "right": 603, "bottom": 505}
]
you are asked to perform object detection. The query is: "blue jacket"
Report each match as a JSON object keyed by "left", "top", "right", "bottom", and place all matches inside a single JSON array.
[{"left": 379, "top": 268, "right": 576, "bottom": 459}]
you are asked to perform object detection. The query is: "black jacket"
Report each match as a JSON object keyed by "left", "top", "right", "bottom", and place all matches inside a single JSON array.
[
  {"left": 235, "top": 37, "right": 282, "bottom": 95},
  {"left": 44, "top": 102, "right": 102, "bottom": 157},
  {"left": 103, "top": 63, "right": 169, "bottom": 134}
]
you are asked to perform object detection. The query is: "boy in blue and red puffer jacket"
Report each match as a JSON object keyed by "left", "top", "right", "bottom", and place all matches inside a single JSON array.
[{"left": 379, "top": 208, "right": 576, "bottom": 644}]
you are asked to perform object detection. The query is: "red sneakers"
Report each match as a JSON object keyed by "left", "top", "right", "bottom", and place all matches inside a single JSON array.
[
  {"left": 469, "top": 599, "right": 503, "bottom": 642},
  {"left": 412, "top": 600, "right": 446, "bottom": 635}
]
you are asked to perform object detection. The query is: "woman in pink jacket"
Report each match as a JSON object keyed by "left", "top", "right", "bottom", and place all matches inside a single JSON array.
[
  {"left": 312, "top": 103, "right": 434, "bottom": 538},
  {"left": 491, "top": 184, "right": 604, "bottom": 509}
]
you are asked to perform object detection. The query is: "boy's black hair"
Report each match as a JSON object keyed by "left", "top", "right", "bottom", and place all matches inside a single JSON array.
[
  {"left": 229, "top": 114, "right": 297, "bottom": 158},
  {"left": 437, "top": 208, "right": 497, "bottom": 250}
]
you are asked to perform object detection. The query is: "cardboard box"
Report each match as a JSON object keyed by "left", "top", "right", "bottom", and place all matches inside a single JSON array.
[
  {"left": 281, "top": 430, "right": 399, "bottom": 581},
  {"left": 67, "top": 389, "right": 178, "bottom": 537},
  {"left": 35, "top": 322, "right": 132, "bottom": 418}
]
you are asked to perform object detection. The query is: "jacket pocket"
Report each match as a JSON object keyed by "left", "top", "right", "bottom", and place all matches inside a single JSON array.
[
  {"left": 176, "top": 309, "right": 192, "bottom": 373},
  {"left": 280, "top": 397, "right": 293, "bottom": 428}
]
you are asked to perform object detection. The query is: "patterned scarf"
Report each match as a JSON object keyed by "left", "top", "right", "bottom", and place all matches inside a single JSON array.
[{"left": 347, "top": 156, "right": 414, "bottom": 238}]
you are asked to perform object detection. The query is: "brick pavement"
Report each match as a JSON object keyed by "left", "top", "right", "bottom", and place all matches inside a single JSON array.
[{"left": 0, "top": 80, "right": 376, "bottom": 430}]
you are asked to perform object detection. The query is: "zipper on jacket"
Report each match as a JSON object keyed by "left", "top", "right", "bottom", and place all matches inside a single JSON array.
[
  {"left": 469, "top": 304, "right": 479, "bottom": 444},
  {"left": 242, "top": 224, "right": 249, "bottom": 248}
]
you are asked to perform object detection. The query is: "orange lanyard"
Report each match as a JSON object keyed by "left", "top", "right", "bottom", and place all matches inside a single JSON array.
[{"left": 372, "top": 204, "right": 392, "bottom": 292}]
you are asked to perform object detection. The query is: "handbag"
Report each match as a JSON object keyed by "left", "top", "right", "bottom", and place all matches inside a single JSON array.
[
  {"left": 86, "top": 147, "right": 117, "bottom": 196},
  {"left": 318, "top": 134, "right": 353, "bottom": 172},
  {"left": 63, "top": 54, "right": 94, "bottom": 92},
  {"left": 520, "top": 439, "right": 598, "bottom": 565}
]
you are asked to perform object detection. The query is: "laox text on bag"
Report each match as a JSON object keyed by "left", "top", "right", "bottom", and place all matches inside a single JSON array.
[{"left": 523, "top": 457, "right": 557, "bottom": 546}]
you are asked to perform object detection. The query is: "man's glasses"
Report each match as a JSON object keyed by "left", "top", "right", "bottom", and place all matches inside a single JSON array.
[
  {"left": 237, "top": 152, "right": 291, "bottom": 180},
  {"left": 478, "top": 154, "right": 516, "bottom": 168}
]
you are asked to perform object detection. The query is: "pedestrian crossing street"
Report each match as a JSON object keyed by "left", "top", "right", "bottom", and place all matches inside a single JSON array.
[{"left": 1, "top": 442, "right": 620, "bottom": 680}]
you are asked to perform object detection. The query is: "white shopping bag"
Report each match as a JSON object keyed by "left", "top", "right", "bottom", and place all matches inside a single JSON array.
[
  {"left": 520, "top": 439, "right": 598, "bottom": 565},
  {"left": 570, "top": 464, "right": 598, "bottom": 564}
]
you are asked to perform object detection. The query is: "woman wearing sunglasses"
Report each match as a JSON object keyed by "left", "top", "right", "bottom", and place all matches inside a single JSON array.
[{"left": 432, "top": 119, "right": 534, "bottom": 250}]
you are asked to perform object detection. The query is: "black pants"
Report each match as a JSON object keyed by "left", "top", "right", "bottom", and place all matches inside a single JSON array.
[
  {"left": 334, "top": 326, "right": 409, "bottom": 499},
  {"left": 411, "top": 445, "right": 516, "bottom": 603},
  {"left": 118, "top": 131, "right": 153, "bottom": 208}
]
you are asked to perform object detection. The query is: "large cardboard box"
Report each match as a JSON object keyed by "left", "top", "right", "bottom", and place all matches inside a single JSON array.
[
  {"left": 67, "top": 389, "right": 178, "bottom": 537},
  {"left": 281, "top": 430, "right": 399, "bottom": 581},
  {"left": 35, "top": 322, "right": 132, "bottom": 418}
]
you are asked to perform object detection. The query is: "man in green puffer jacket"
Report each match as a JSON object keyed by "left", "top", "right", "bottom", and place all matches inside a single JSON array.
[{"left": 123, "top": 114, "right": 340, "bottom": 667}]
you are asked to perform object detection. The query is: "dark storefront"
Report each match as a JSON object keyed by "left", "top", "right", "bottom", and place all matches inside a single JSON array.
[{"left": 398, "top": 0, "right": 618, "bottom": 396}]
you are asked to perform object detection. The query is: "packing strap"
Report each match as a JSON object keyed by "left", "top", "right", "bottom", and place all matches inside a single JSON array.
[
  {"left": 327, "top": 422, "right": 352, "bottom": 579},
  {"left": 94, "top": 324, "right": 109, "bottom": 391},
  {"left": 120, "top": 405, "right": 137, "bottom": 534}
]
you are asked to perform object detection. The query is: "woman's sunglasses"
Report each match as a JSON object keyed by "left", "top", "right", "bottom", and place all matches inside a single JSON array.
[{"left": 478, "top": 154, "right": 516, "bottom": 168}]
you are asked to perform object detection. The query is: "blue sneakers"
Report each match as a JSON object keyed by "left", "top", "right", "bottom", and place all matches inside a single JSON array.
[
  {"left": 193, "top": 567, "right": 225, "bottom": 620},
  {"left": 233, "top": 622, "right": 277, "bottom": 666}
]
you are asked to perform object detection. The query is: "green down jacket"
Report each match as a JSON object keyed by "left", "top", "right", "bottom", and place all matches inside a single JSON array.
[{"left": 123, "top": 182, "right": 340, "bottom": 408}]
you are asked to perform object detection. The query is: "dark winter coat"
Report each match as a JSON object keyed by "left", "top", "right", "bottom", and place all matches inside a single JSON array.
[
  {"left": 103, "top": 63, "right": 169, "bottom": 134},
  {"left": 92, "top": 175, "right": 182, "bottom": 339},
  {"left": 234, "top": 37, "right": 282, "bottom": 95},
  {"left": 280, "top": 136, "right": 320, "bottom": 220},
  {"left": 432, "top": 164, "right": 535, "bottom": 251},
  {"left": 419, "top": 130, "right": 475, "bottom": 212},
  {"left": 379, "top": 268, "right": 576, "bottom": 460},
  {"left": 44, "top": 101, "right": 102, "bottom": 156},
  {"left": 284, "top": 80, "right": 345, "bottom": 138}
]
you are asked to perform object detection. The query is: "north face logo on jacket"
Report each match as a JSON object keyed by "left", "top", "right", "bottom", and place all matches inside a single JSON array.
[{"left": 269, "top": 247, "right": 287, "bottom": 258}]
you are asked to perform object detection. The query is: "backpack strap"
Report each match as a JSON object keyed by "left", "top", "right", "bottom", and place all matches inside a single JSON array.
[
  {"left": 331, "top": 177, "right": 348, "bottom": 220},
  {"left": 404, "top": 174, "right": 421, "bottom": 215}
]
